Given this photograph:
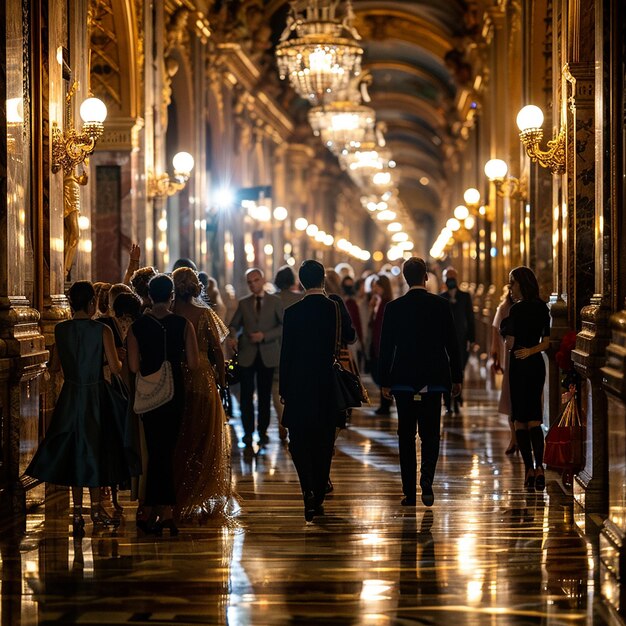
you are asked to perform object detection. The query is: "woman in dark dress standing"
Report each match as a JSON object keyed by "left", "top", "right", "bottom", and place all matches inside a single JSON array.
[
  {"left": 127, "top": 274, "right": 199, "bottom": 535},
  {"left": 369, "top": 274, "right": 393, "bottom": 415},
  {"left": 500, "top": 266, "right": 551, "bottom": 491},
  {"left": 26, "top": 281, "right": 128, "bottom": 535}
]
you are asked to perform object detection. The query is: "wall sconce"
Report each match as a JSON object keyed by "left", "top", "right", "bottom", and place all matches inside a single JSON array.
[
  {"left": 51, "top": 83, "right": 107, "bottom": 173},
  {"left": 484, "top": 159, "right": 527, "bottom": 201},
  {"left": 6, "top": 97, "right": 24, "bottom": 154},
  {"left": 516, "top": 106, "right": 565, "bottom": 175},
  {"left": 147, "top": 151, "right": 195, "bottom": 199}
]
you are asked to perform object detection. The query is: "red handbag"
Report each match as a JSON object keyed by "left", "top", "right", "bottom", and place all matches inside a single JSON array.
[{"left": 544, "top": 395, "right": 584, "bottom": 472}]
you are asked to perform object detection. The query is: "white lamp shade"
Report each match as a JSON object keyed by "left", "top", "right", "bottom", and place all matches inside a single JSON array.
[
  {"left": 446, "top": 218, "right": 461, "bottom": 231},
  {"left": 516, "top": 105, "right": 544, "bottom": 132},
  {"left": 463, "top": 188, "right": 481, "bottom": 206},
  {"left": 454, "top": 204, "right": 470, "bottom": 220},
  {"left": 79, "top": 97, "right": 107, "bottom": 123},
  {"left": 172, "top": 151, "right": 195, "bottom": 175},
  {"left": 484, "top": 158, "right": 508, "bottom": 181},
  {"left": 6, "top": 97, "right": 24, "bottom": 124}
]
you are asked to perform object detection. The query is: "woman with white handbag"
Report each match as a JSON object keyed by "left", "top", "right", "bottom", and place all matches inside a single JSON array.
[{"left": 127, "top": 274, "right": 198, "bottom": 535}]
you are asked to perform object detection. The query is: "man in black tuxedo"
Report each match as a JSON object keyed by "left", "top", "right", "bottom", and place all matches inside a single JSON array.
[
  {"left": 440, "top": 266, "right": 475, "bottom": 414},
  {"left": 379, "top": 257, "right": 462, "bottom": 507},
  {"left": 279, "top": 260, "right": 353, "bottom": 522}
]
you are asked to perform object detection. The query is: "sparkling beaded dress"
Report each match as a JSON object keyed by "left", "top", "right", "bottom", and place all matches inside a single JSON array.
[{"left": 174, "top": 307, "right": 234, "bottom": 521}]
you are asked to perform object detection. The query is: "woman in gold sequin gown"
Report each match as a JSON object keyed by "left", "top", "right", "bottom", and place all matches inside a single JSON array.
[{"left": 172, "top": 268, "right": 234, "bottom": 521}]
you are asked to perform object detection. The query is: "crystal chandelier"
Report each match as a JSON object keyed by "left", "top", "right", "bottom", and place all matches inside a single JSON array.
[
  {"left": 276, "top": 0, "right": 363, "bottom": 105},
  {"left": 308, "top": 100, "right": 375, "bottom": 155}
]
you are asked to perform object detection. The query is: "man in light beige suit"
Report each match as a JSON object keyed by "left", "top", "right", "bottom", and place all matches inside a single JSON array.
[{"left": 228, "top": 268, "right": 284, "bottom": 446}]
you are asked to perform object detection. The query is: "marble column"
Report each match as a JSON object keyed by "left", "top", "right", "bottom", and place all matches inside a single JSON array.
[
  {"left": 572, "top": 298, "right": 610, "bottom": 523},
  {"left": 0, "top": 0, "right": 49, "bottom": 523},
  {"left": 600, "top": 307, "right": 626, "bottom": 613}
]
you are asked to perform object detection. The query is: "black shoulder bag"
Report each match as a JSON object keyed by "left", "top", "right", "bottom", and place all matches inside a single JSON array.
[{"left": 331, "top": 302, "right": 366, "bottom": 411}]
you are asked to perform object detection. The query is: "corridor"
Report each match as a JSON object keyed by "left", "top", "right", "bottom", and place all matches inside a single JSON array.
[{"left": 0, "top": 377, "right": 610, "bottom": 625}]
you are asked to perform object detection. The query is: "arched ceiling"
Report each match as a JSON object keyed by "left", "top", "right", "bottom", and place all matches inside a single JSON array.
[{"left": 263, "top": 0, "right": 472, "bottom": 227}]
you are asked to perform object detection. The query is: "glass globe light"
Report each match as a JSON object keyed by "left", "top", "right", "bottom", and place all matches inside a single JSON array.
[
  {"left": 79, "top": 97, "right": 107, "bottom": 123},
  {"left": 463, "top": 188, "right": 481, "bottom": 206},
  {"left": 6, "top": 97, "right": 24, "bottom": 124},
  {"left": 454, "top": 205, "right": 470, "bottom": 221},
  {"left": 516, "top": 105, "right": 544, "bottom": 132},
  {"left": 446, "top": 218, "right": 461, "bottom": 231},
  {"left": 294, "top": 217, "right": 308, "bottom": 231},
  {"left": 484, "top": 158, "right": 508, "bottom": 181},
  {"left": 172, "top": 151, "right": 195, "bottom": 176},
  {"left": 376, "top": 210, "right": 397, "bottom": 221},
  {"left": 387, "top": 222, "right": 402, "bottom": 232},
  {"left": 273, "top": 206, "right": 288, "bottom": 221},
  {"left": 464, "top": 215, "right": 476, "bottom": 230},
  {"left": 306, "top": 224, "right": 319, "bottom": 236}
]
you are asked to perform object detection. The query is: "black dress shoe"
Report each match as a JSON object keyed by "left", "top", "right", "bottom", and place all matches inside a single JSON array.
[
  {"left": 258, "top": 433, "right": 269, "bottom": 446},
  {"left": 401, "top": 496, "right": 417, "bottom": 506},
  {"left": 304, "top": 492, "right": 317, "bottom": 522},
  {"left": 242, "top": 434, "right": 253, "bottom": 446},
  {"left": 421, "top": 483, "right": 435, "bottom": 507}
]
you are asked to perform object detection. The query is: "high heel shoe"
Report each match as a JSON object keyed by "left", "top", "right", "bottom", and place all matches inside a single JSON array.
[
  {"left": 91, "top": 504, "right": 120, "bottom": 528},
  {"left": 152, "top": 519, "right": 179, "bottom": 537},
  {"left": 535, "top": 470, "right": 545, "bottom": 491},
  {"left": 505, "top": 444, "right": 518, "bottom": 455},
  {"left": 524, "top": 469, "right": 535, "bottom": 490}
]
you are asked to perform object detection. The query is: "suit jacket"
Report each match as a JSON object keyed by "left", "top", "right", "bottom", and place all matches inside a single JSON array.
[
  {"left": 440, "top": 289, "right": 475, "bottom": 351},
  {"left": 379, "top": 289, "right": 462, "bottom": 390},
  {"left": 229, "top": 292, "right": 284, "bottom": 367},
  {"left": 279, "top": 294, "right": 354, "bottom": 428}
]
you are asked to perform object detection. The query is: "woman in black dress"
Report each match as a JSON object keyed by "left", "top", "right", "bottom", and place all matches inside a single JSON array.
[
  {"left": 500, "top": 266, "right": 551, "bottom": 491},
  {"left": 127, "top": 274, "right": 199, "bottom": 535}
]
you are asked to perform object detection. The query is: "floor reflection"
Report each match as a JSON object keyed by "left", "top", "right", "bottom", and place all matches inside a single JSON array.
[{"left": 0, "top": 371, "right": 615, "bottom": 624}]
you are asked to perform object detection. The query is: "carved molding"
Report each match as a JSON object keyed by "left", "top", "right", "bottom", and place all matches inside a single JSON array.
[{"left": 601, "top": 308, "right": 626, "bottom": 399}]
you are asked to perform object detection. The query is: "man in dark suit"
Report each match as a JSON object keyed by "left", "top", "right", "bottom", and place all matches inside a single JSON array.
[
  {"left": 229, "top": 268, "right": 284, "bottom": 446},
  {"left": 379, "top": 257, "right": 462, "bottom": 507},
  {"left": 279, "top": 260, "right": 353, "bottom": 522},
  {"left": 440, "top": 266, "right": 475, "bottom": 414}
]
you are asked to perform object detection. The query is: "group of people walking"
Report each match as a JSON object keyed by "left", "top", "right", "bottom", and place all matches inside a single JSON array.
[
  {"left": 26, "top": 245, "right": 551, "bottom": 528},
  {"left": 27, "top": 257, "right": 233, "bottom": 536}
]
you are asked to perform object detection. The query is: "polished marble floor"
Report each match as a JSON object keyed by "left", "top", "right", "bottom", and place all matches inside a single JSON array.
[{"left": 0, "top": 373, "right": 617, "bottom": 625}]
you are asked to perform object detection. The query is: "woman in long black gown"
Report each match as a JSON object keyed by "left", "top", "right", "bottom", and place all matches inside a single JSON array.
[
  {"left": 500, "top": 266, "right": 551, "bottom": 491},
  {"left": 127, "top": 274, "right": 199, "bottom": 535}
]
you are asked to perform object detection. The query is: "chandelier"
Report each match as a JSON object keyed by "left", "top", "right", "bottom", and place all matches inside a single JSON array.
[
  {"left": 308, "top": 100, "right": 375, "bottom": 155},
  {"left": 340, "top": 144, "right": 395, "bottom": 191},
  {"left": 276, "top": 0, "right": 363, "bottom": 105}
]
